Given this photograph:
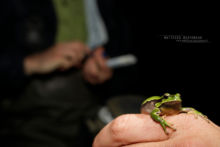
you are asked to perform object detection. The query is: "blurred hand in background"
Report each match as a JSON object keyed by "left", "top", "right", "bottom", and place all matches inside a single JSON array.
[
  {"left": 24, "top": 41, "right": 89, "bottom": 75},
  {"left": 83, "top": 47, "right": 113, "bottom": 85}
]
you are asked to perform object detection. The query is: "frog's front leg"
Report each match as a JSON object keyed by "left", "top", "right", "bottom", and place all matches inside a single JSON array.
[
  {"left": 151, "top": 108, "right": 176, "bottom": 134},
  {"left": 181, "top": 107, "right": 209, "bottom": 122}
]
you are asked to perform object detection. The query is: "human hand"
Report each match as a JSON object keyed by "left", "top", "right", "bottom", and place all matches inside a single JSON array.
[
  {"left": 93, "top": 114, "right": 220, "bottom": 147},
  {"left": 24, "top": 41, "right": 89, "bottom": 75},
  {"left": 82, "top": 47, "right": 113, "bottom": 85}
]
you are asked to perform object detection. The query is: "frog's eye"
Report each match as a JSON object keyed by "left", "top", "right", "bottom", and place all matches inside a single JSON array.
[
  {"left": 163, "top": 93, "right": 170, "bottom": 98},
  {"left": 175, "top": 93, "right": 181, "bottom": 98}
]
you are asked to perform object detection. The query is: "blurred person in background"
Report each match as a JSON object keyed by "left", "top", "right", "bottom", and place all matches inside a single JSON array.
[{"left": 0, "top": 0, "right": 134, "bottom": 146}]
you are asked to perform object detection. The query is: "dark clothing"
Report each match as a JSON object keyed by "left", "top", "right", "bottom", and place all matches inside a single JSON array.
[
  {"left": 0, "top": 1, "right": 92, "bottom": 146},
  {"left": 0, "top": 0, "right": 57, "bottom": 98},
  {"left": 2, "top": 71, "right": 96, "bottom": 147}
]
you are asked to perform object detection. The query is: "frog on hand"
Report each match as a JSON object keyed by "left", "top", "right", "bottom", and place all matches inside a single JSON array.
[{"left": 141, "top": 93, "right": 208, "bottom": 134}]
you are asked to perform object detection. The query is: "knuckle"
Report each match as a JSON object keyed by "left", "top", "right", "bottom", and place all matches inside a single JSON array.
[{"left": 110, "top": 115, "right": 130, "bottom": 142}]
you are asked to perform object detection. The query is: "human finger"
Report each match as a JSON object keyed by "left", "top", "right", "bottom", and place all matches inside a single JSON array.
[
  {"left": 95, "top": 69, "right": 113, "bottom": 84},
  {"left": 69, "top": 41, "right": 90, "bottom": 55},
  {"left": 58, "top": 57, "right": 77, "bottom": 70},
  {"left": 93, "top": 114, "right": 169, "bottom": 147},
  {"left": 94, "top": 57, "right": 112, "bottom": 84},
  {"left": 124, "top": 113, "right": 220, "bottom": 147},
  {"left": 93, "top": 47, "right": 108, "bottom": 70},
  {"left": 57, "top": 42, "right": 86, "bottom": 62},
  {"left": 60, "top": 46, "right": 86, "bottom": 66},
  {"left": 82, "top": 58, "right": 100, "bottom": 84}
]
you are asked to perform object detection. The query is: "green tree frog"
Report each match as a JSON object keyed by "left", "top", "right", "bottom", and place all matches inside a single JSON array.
[{"left": 141, "top": 93, "right": 208, "bottom": 134}]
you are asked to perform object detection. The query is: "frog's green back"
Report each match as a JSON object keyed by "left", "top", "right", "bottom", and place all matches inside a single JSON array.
[{"left": 142, "top": 96, "right": 161, "bottom": 105}]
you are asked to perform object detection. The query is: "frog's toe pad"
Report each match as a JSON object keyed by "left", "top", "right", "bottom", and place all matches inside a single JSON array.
[
  {"left": 187, "top": 111, "right": 210, "bottom": 123},
  {"left": 166, "top": 123, "right": 176, "bottom": 131},
  {"left": 187, "top": 111, "right": 199, "bottom": 119}
]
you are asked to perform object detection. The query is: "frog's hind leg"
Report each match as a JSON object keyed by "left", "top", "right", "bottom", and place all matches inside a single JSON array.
[
  {"left": 181, "top": 107, "right": 209, "bottom": 123},
  {"left": 151, "top": 108, "right": 176, "bottom": 134},
  {"left": 162, "top": 114, "right": 176, "bottom": 128}
]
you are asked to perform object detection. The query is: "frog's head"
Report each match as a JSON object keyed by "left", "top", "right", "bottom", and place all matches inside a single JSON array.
[
  {"left": 155, "top": 93, "right": 182, "bottom": 115},
  {"left": 155, "top": 93, "right": 182, "bottom": 108}
]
